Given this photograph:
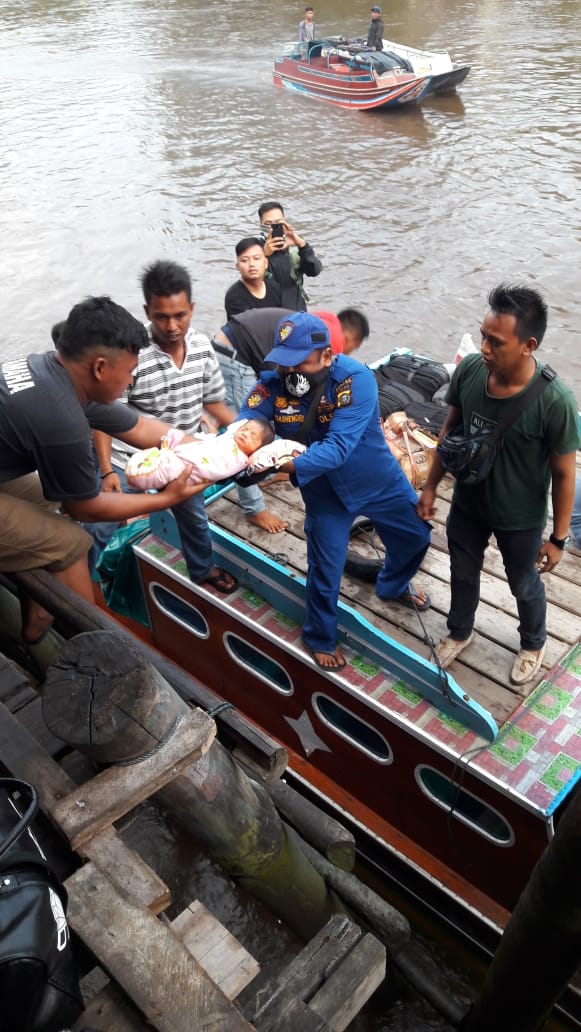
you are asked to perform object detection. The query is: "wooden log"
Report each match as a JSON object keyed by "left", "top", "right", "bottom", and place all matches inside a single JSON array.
[
  {"left": 65, "top": 862, "right": 254, "bottom": 1032},
  {"left": 171, "top": 899, "right": 260, "bottom": 1000},
  {"left": 42, "top": 631, "right": 343, "bottom": 940},
  {"left": 293, "top": 830, "right": 410, "bottom": 950},
  {"left": 11, "top": 569, "right": 287, "bottom": 779},
  {"left": 263, "top": 777, "right": 355, "bottom": 872}
]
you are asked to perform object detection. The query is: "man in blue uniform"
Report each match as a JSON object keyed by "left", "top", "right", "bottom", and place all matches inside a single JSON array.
[{"left": 239, "top": 312, "right": 431, "bottom": 670}]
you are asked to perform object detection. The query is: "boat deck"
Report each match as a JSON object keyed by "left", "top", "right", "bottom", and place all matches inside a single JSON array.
[{"left": 205, "top": 461, "right": 581, "bottom": 733}]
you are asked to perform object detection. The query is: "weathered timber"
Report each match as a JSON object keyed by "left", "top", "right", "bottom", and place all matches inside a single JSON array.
[
  {"left": 0, "top": 698, "right": 171, "bottom": 914},
  {"left": 308, "top": 933, "right": 387, "bottom": 1031},
  {"left": 50, "top": 708, "right": 216, "bottom": 852},
  {"left": 263, "top": 776, "right": 355, "bottom": 872},
  {"left": 242, "top": 913, "right": 385, "bottom": 1031},
  {"left": 172, "top": 899, "right": 260, "bottom": 1000},
  {"left": 11, "top": 568, "right": 287, "bottom": 779},
  {"left": 294, "top": 830, "right": 410, "bottom": 949},
  {"left": 65, "top": 862, "right": 254, "bottom": 1032},
  {"left": 42, "top": 631, "right": 344, "bottom": 939},
  {"left": 73, "top": 980, "right": 151, "bottom": 1032}
]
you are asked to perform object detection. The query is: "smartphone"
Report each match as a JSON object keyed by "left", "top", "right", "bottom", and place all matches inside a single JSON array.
[{"left": 271, "top": 223, "right": 285, "bottom": 238}]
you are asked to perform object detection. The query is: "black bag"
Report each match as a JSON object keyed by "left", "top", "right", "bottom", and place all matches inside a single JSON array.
[
  {"left": 375, "top": 379, "right": 425, "bottom": 418},
  {"left": 437, "top": 366, "right": 556, "bottom": 486},
  {"left": 0, "top": 778, "right": 83, "bottom": 1032},
  {"left": 404, "top": 400, "right": 448, "bottom": 435},
  {"left": 375, "top": 355, "right": 450, "bottom": 401}
]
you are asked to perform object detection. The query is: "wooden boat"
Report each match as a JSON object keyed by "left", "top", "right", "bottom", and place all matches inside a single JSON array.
[
  {"left": 273, "top": 41, "right": 432, "bottom": 111},
  {"left": 89, "top": 356, "right": 581, "bottom": 987}
]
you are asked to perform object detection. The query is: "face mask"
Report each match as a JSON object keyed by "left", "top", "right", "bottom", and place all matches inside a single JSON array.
[{"left": 284, "top": 366, "right": 328, "bottom": 397}]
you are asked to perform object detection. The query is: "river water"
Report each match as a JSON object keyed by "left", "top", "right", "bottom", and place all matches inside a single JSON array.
[
  {"left": 1, "top": 0, "right": 581, "bottom": 403},
  {"left": 1, "top": 2, "right": 580, "bottom": 1027}
]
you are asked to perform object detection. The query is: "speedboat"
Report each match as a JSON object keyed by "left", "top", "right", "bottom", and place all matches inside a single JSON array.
[
  {"left": 328, "top": 35, "right": 470, "bottom": 97},
  {"left": 273, "top": 40, "right": 432, "bottom": 111}
]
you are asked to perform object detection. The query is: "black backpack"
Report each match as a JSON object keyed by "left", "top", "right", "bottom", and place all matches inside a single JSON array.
[
  {"left": 375, "top": 354, "right": 449, "bottom": 401},
  {"left": 375, "top": 378, "right": 425, "bottom": 418}
]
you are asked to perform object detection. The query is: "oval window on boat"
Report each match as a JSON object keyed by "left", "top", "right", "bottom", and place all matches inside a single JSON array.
[
  {"left": 149, "top": 582, "right": 209, "bottom": 638},
  {"left": 415, "top": 765, "right": 514, "bottom": 846},
  {"left": 312, "top": 694, "right": 392, "bottom": 764},
  {"left": 223, "top": 633, "right": 293, "bottom": 696}
]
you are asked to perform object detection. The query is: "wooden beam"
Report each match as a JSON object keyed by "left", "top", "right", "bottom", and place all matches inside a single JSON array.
[
  {"left": 172, "top": 899, "right": 260, "bottom": 1000},
  {"left": 308, "top": 933, "right": 386, "bottom": 1031},
  {"left": 0, "top": 700, "right": 170, "bottom": 914},
  {"left": 65, "top": 863, "right": 254, "bottom": 1032},
  {"left": 51, "top": 708, "right": 216, "bottom": 851}
]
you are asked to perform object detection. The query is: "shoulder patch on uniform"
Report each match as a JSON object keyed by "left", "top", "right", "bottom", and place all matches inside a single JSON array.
[
  {"left": 246, "top": 383, "right": 271, "bottom": 408},
  {"left": 336, "top": 376, "right": 353, "bottom": 407}
]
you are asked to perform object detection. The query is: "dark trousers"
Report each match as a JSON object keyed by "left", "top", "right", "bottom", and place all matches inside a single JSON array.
[{"left": 446, "top": 503, "right": 546, "bottom": 650}]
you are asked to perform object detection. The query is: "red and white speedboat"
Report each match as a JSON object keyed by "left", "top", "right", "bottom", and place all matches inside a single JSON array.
[{"left": 273, "top": 41, "right": 432, "bottom": 111}]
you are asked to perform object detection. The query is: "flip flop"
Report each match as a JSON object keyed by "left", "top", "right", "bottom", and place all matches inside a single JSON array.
[
  {"left": 301, "top": 637, "right": 347, "bottom": 671},
  {"left": 396, "top": 584, "right": 431, "bottom": 611},
  {"left": 202, "top": 568, "right": 239, "bottom": 595}
]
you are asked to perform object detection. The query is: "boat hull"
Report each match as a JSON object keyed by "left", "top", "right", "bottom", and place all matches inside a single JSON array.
[
  {"left": 134, "top": 518, "right": 565, "bottom": 917},
  {"left": 273, "top": 54, "right": 431, "bottom": 110}
]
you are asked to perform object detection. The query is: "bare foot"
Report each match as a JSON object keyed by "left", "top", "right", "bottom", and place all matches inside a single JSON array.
[{"left": 247, "top": 510, "right": 288, "bottom": 534}]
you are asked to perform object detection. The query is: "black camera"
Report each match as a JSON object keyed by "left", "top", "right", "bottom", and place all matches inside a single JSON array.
[{"left": 271, "top": 223, "right": 285, "bottom": 238}]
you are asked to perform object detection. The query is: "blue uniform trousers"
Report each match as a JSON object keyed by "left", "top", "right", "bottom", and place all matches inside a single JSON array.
[{"left": 301, "top": 478, "right": 431, "bottom": 653}]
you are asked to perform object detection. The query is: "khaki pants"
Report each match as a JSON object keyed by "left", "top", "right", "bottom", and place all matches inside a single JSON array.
[{"left": 0, "top": 474, "right": 92, "bottom": 572}]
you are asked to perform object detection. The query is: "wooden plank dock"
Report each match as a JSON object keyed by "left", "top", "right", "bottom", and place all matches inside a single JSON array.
[
  {"left": 205, "top": 456, "right": 581, "bottom": 730},
  {"left": 0, "top": 652, "right": 386, "bottom": 1032}
]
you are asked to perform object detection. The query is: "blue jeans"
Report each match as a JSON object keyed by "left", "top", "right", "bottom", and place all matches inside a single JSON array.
[
  {"left": 571, "top": 476, "right": 581, "bottom": 548},
  {"left": 446, "top": 504, "right": 546, "bottom": 649},
  {"left": 84, "top": 469, "right": 214, "bottom": 583},
  {"left": 217, "top": 352, "right": 264, "bottom": 518}
]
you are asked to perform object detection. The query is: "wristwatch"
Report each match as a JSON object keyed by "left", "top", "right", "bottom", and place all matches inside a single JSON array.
[{"left": 549, "top": 533, "right": 570, "bottom": 550}]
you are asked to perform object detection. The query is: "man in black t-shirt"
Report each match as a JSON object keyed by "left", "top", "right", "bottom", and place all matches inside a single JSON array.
[
  {"left": 224, "top": 238, "right": 281, "bottom": 320},
  {"left": 0, "top": 296, "right": 207, "bottom": 644}
]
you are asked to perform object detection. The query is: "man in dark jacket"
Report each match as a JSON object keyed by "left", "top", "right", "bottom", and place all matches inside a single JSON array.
[
  {"left": 367, "top": 6, "right": 384, "bottom": 50},
  {"left": 258, "top": 201, "right": 323, "bottom": 311}
]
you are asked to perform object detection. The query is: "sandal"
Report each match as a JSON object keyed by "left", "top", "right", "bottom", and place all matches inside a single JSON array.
[
  {"left": 201, "top": 568, "right": 239, "bottom": 595},
  {"left": 396, "top": 583, "right": 431, "bottom": 611},
  {"left": 301, "top": 637, "right": 347, "bottom": 671}
]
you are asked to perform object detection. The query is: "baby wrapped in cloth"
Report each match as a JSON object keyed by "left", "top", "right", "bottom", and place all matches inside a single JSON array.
[{"left": 125, "top": 419, "right": 305, "bottom": 490}]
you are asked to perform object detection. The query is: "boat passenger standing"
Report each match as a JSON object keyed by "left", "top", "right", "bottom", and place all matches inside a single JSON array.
[
  {"left": 238, "top": 312, "right": 432, "bottom": 671},
  {"left": 418, "top": 284, "right": 581, "bottom": 685},
  {"left": 224, "top": 238, "right": 282, "bottom": 321},
  {"left": 258, "top": 200, "right": 323, "bottom": 311},
  {"left": 367, "top": 6, "right": 384, "bottom": 51},
  {"left": 299, "top": 6, "right": 317, "bottom": 42},
  {"left": 91, "top": 261, "right": 241, "bottom": 592}
]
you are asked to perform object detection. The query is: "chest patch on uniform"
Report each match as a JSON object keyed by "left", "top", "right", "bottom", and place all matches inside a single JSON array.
[
  {"left": 336, "top": 377, "right": 353, "bottom": 408},
  {"left": 246, "top": 384, "right": 271, "bottom": 408}
]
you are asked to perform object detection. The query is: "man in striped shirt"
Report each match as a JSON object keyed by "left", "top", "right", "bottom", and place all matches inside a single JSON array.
[{"left": 93, "top": 260, "right": 239, "bottom": 592}]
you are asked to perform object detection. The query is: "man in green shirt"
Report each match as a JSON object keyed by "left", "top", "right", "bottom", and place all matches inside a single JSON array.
[{"left": 418, "top": 284, "right": 580, "bottom": 685}]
